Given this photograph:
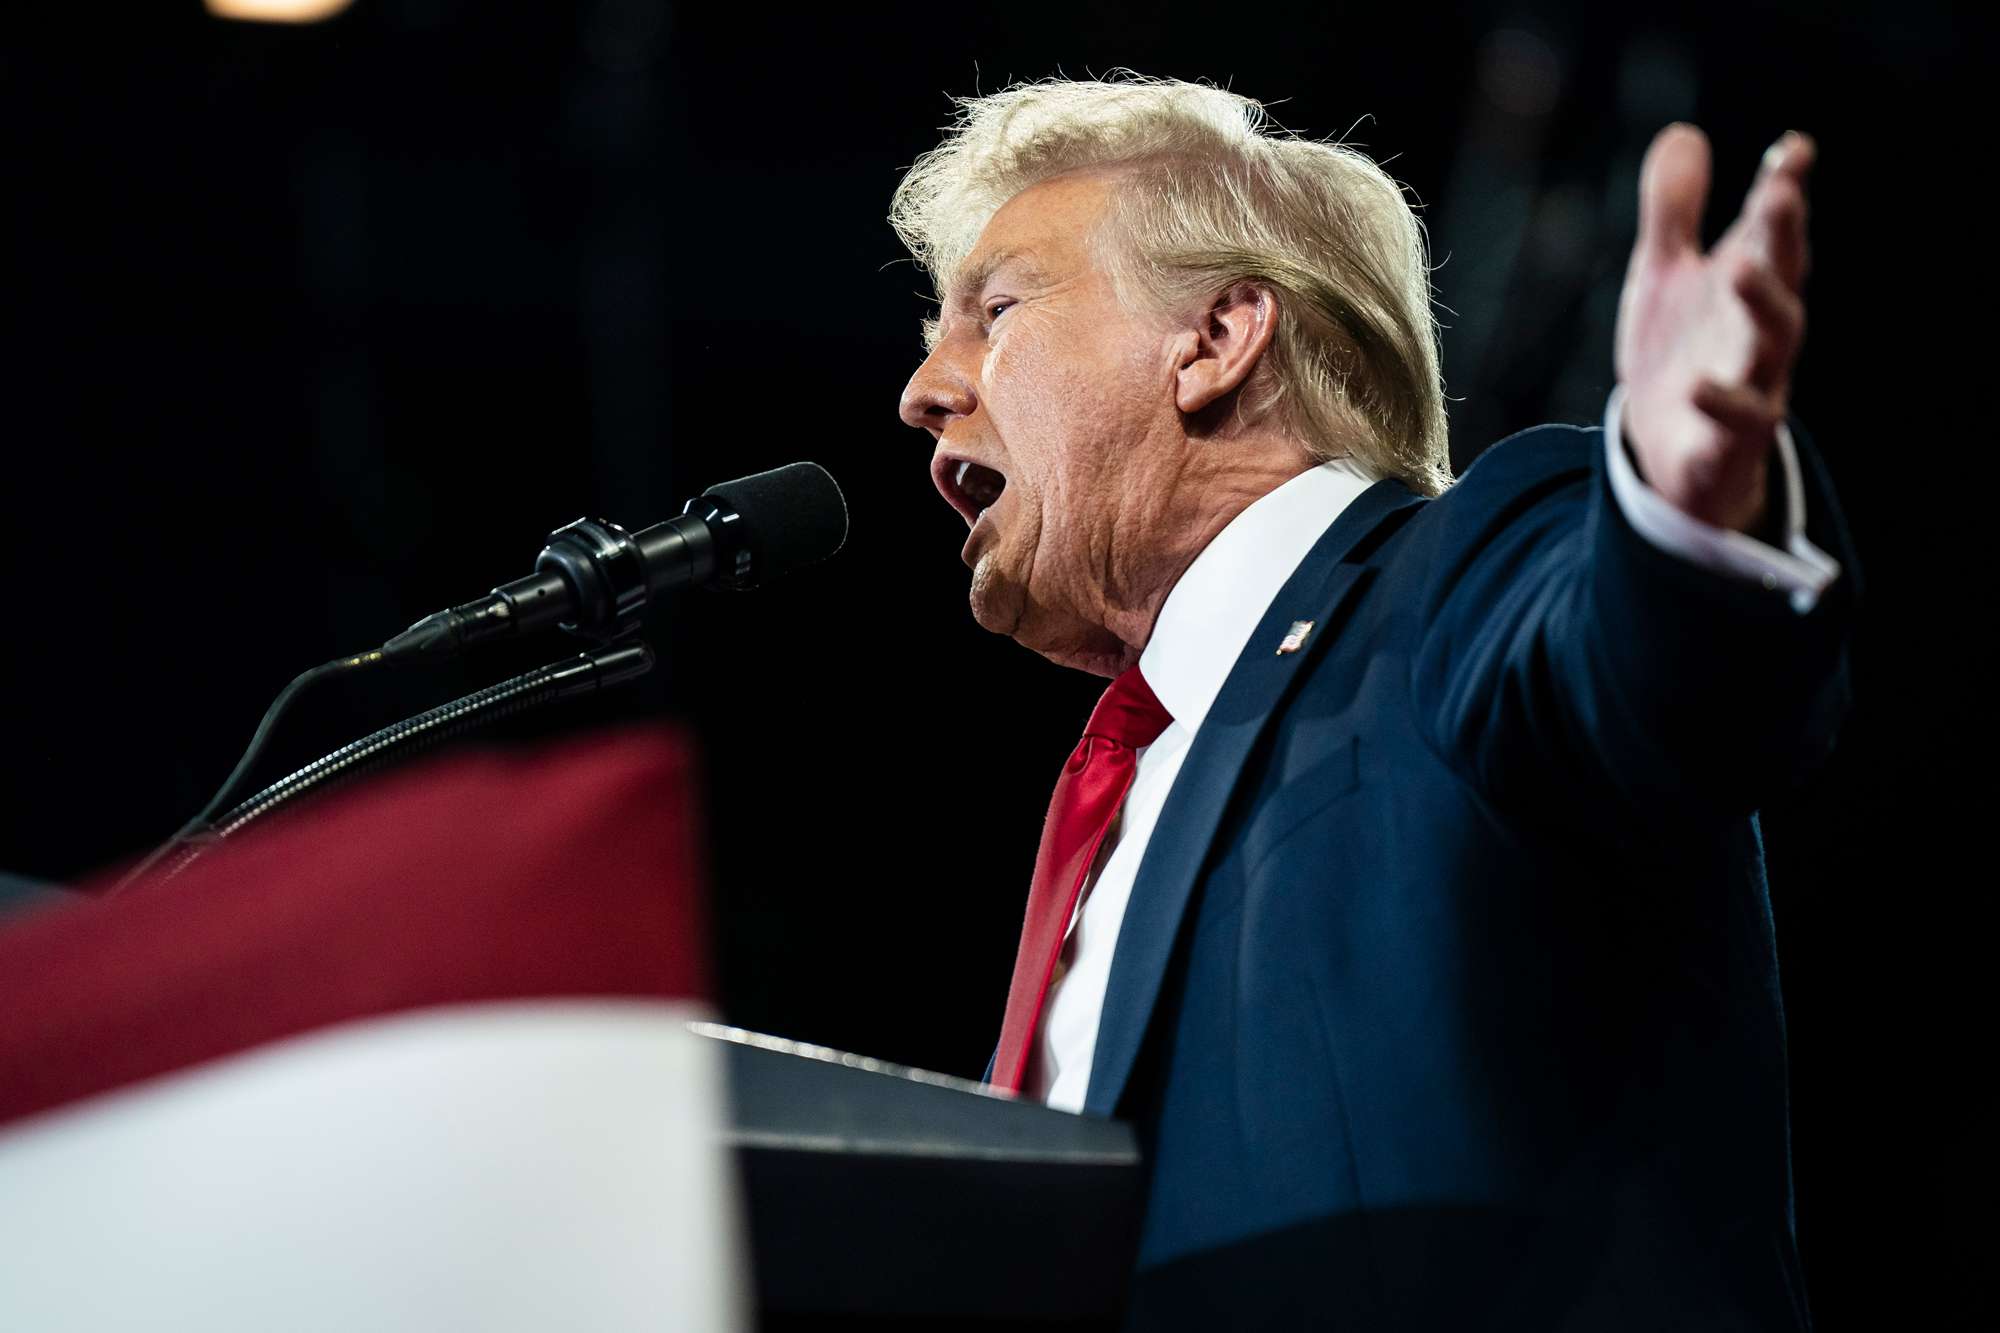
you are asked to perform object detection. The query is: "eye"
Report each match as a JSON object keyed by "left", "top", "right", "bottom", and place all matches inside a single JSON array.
[{"left": 985, "top": 300, "right": 1014, "bottom": 323}]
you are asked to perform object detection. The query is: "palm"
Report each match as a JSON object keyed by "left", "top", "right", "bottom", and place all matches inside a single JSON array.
[{"left": 1614, "top": 125, "right": 1813, "bottom": 533}]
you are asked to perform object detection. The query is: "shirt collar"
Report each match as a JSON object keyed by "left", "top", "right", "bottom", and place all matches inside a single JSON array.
[{"left": 1138, "top": 457, "right": 1377, "bottom": 735}]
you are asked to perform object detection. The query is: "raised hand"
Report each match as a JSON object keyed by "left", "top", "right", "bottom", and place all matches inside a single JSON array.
[{"left": 1614, "top": 124, "right": 1814, "bottom": 535}]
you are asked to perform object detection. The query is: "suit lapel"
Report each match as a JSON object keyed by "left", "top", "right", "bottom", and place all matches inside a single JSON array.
[{"left": 1082, "top": 479, "right": 1421, "bottom": 1117}]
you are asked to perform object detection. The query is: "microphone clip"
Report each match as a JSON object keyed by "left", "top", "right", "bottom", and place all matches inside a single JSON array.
[{"left": 535, "top": 517, "right": 652, "bottom": 645}]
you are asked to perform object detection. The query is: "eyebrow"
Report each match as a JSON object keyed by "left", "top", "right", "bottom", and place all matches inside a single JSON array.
[{"left": 944, "top": 249, "right": 1049, "bottom": 309}]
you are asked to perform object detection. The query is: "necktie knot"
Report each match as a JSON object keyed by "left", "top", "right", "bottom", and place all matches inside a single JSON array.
[{"left": 1082, "top": 665, "right": 1173, "bottom": 750}]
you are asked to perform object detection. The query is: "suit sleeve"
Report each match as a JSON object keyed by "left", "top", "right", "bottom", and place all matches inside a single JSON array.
[{"left": 1408, "top": 423, "right": 1858, "bottom": 833}]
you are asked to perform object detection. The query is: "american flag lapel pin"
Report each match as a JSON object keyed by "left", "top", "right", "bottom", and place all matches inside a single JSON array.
[{"left": 1276, "top": 619, "right": 1315, "bottom": 655}]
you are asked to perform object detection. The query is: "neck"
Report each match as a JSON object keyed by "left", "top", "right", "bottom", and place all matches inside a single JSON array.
[{"left": 1076, "top": 430, "right": 1315, "bottom": 677}]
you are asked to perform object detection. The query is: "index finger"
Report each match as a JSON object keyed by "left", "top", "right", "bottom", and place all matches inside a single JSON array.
[
  {"left": 1745, "top": 132, "right": 1815, "bottom": 289},
  {"left": 1760, "top": 130, "right": 1817, "bottom": 188}
]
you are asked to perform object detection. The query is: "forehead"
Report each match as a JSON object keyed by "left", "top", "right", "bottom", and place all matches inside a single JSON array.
[{"left": 945, "top": 170, "right": 1119, "bottom": 302}]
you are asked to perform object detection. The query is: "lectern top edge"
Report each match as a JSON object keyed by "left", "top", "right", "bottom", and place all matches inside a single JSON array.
[{"left": 689, "top": 1021, "right": 1012, "bottom": 1102}]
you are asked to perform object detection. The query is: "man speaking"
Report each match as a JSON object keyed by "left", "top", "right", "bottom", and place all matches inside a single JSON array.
[{"left": 893, "top": 76, "right": 1849, "bottom": 1329}]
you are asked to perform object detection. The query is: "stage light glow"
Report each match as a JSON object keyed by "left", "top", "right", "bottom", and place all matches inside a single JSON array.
[{"left": 205, "top": 0, "right": 354, "bottom": 22}]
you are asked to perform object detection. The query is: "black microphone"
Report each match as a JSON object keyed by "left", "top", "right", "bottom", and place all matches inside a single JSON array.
[{"left": 383, "top": 461, "right": 847, "bottom": 662}]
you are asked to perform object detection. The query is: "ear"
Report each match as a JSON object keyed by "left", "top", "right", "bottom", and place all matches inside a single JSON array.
[{"left": 1173, "top": 281, "right": 1279, "bottom": 416}]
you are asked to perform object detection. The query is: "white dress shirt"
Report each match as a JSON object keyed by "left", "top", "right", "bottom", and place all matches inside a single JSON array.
[{"left": 1027, "top": 400, "right": 1841, "bottom": 1113}]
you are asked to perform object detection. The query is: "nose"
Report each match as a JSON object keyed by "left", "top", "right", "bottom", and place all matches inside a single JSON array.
[{"left": 898, "top": 344, "right": 976, "bottom": 437}]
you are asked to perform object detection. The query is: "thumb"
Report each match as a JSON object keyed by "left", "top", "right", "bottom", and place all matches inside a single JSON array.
[{"left": 1635, "top": 123, "right": 1711, "bottom": 264}]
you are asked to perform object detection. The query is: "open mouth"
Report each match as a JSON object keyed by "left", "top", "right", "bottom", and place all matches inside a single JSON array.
[{"left": 932, "top": 454, "right": 1008, "bottom": 528}]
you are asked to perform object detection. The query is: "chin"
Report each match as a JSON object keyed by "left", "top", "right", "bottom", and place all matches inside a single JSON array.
[
  {"left": 966, "top": 552, "right": 1025, "bottom": 638},
  {"left": 966, "top": 552, "right": 1131, "bottom": 677}
]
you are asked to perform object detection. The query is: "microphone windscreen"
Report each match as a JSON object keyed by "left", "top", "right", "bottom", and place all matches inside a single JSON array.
[{"left": 702, "top": 461, "right": 849, "bottom": 587}]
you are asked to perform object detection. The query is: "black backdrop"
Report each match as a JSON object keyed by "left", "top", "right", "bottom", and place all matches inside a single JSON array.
[{"left": 0, "top": 1, "right": 1980, "bottom": 1321}]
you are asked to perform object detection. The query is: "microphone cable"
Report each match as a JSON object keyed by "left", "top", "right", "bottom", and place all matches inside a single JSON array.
[{"left": 108, "top": 649, "right": 387, "bottom": 894}]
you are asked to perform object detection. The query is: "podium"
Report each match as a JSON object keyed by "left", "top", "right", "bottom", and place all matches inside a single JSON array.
[
  {"left": 0, "top": 731, "right": 1145, "bottom": 1328},
  {"left": 705, "top": 1024, "right": 1142, "bottom": 1322}
]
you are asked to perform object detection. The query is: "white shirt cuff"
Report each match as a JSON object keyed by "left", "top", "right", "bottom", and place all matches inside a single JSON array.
[{"left": 1603, "top": 386, "right": 1841, "bottom": 614}]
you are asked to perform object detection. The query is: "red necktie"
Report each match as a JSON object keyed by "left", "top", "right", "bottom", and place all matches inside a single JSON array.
[{"left": 990, "top": 665, "right": 1174, "bottom": 1093}]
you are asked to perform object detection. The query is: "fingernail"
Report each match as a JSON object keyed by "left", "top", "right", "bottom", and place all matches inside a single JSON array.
[{"left": 1761, "top": 130, "right": 1808, "bottom": 174}]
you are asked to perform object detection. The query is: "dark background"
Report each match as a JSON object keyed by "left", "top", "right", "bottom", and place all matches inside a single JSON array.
[{"left": 0, "top": 0, "right": 1980, "bottom": 1320}]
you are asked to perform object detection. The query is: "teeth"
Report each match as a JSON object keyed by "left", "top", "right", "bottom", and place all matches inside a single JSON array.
[{"left": 948, "top": 458, "right": 1004, "bottom": 522}]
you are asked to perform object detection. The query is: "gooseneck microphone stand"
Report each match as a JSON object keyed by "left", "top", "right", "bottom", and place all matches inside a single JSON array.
[
  {"left": 113, "top": 640, "right": 655, "bottom": 893},
  {"left": 107, "top": 519, "right": 675, "bottom": 896}
]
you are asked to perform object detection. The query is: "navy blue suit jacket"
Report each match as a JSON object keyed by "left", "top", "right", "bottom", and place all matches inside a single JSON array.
[{"left": 1078, "top": 423, "right": 1854, "bottom": 1330}]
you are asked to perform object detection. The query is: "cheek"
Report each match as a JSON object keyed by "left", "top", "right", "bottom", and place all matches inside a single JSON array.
[
  {"left": 981, "top": 319, "right": 1060, "bottom": 430},
  {"left": 983, "top": 319, "right": 1100, "bottom": 495}
]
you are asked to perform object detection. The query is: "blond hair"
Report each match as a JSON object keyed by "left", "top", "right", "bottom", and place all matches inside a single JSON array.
[{"left": 890, "top": 74, "right": 1451, "bottom": 496}]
